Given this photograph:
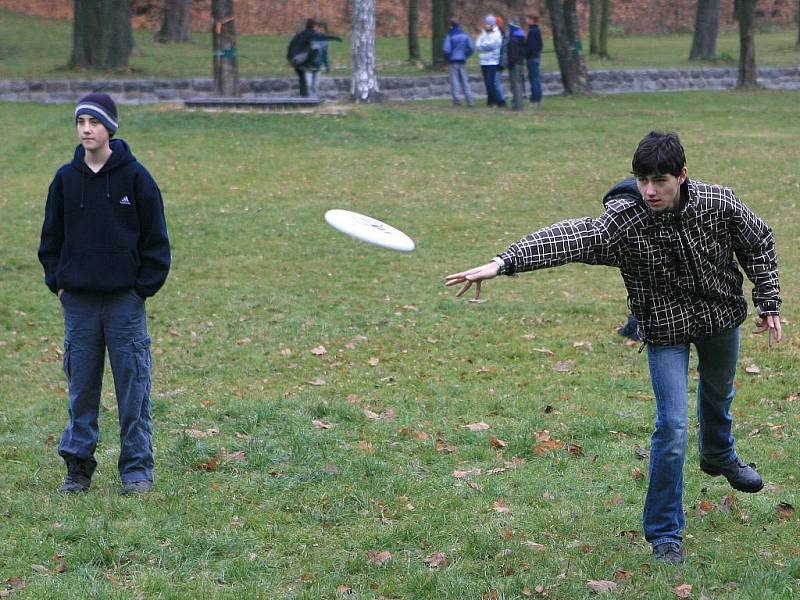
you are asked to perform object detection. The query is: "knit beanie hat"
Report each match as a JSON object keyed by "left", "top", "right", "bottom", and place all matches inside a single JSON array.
[
  {"left": 485, "top": 15, "right": 496, "bottom": 27},
  {"left": 75, "top": 92, "right": 118, "bottom": 136}
]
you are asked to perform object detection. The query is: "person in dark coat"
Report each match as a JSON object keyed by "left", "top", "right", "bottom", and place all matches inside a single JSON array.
[
  {"left": 525, "top": 14, "right": 544, "bottom": 105},
  {"left": 39, "top": 93, "right": 171, "bottom": 495}
]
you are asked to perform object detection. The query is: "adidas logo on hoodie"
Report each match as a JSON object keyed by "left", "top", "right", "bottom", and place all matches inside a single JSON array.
[{"left": 119, "top": 195, "right": 131, "bottom": 205}]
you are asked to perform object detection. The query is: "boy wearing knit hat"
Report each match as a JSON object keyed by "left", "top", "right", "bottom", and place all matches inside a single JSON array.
[{"left": 38, "top": 92, "right": 171, "bottom": 495}]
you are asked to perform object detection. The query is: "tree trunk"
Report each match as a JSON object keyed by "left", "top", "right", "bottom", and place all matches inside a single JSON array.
[
  {"left": 71, "top": 0, "right": 101, "bottom": 68},
  {"left": 589, "top": 0, "right": 598, "bottom": 55},
  {"left": 212, "top": 0, "right": 239, "bottom": 96},
  {"left": 71, "top": 0, "right": 133, "bottom": 70},
  {"left": 689, "top": 0, "right": 720, "bottom": 60},
  {"left": 408, "top": 0, "right": 421, "bottom": 62},
  {"left": 103, "top": 0, "right": 132, "bottom": 69},
  {"left": 599, "top": 0, "right": 610, "bottom": 57},
  {"left": 431, "top": 0, "right": 452, "bottom": 68},
  {"left": 735, "top": 0, "right": 758, "bottom": 89},
  {"left": 157, "top": 0, "right": 191, "bottom": 43},
  {"left": 547, "top": 0, "right": 591, "bottom": 94},
  {"left": 351, "top": 0, "right": 381, "bottom": 102},
  {"left": 796, "top": 0, "right": 799, "bottom": 47}
]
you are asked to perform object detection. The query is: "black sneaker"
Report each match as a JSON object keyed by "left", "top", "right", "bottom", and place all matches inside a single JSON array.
[
  {"left": 700, "top": 456, "right": 763, "bottom": 493},
  {"left": 122, "top": 480, "right": 153, "bottom": 495},
  {"left": 652, "top": 542, "right": 682, "bottom": 564},
  {"left": 59, "top": 458, "right": 96, "bottom": 493}
]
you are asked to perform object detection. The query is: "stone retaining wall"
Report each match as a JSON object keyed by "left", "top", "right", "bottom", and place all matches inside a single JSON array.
[{"left": 2, "top": 67, "right": 799, "bottom": 104}]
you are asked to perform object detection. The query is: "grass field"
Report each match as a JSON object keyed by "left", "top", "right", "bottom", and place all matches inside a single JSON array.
[
  {"left": 2, "top": 91, "right": 800, "bottom": 599},
  {"left": 1, "top": 9, "right": 799, "bottom": 80}
]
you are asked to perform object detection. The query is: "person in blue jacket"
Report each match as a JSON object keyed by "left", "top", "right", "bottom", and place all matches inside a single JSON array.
[
  {"left": 38, "top": 93, "right": 171, "bottom": 495},
  {"left": 443, "top": 18, "right": 475, "bottom": 107},
  {"left": 525, "top": 14, "right": 544, "bottom": 105}
]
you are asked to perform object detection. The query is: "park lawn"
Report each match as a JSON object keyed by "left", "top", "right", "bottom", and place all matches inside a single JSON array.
[
  {"left": 1, "top": 8, "right": 799, "bottom": 80},
  {"left": 1, "top": 90, "right": 799, "bottom": 599}
]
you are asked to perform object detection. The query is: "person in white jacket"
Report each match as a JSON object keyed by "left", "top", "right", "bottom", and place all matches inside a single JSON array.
[{"left": 475, "top": 15, "right": 506, "bottom": 107}]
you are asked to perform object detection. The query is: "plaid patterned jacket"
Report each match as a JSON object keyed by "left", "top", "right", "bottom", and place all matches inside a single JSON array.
[{"left": 495, "top": 178, "right": 781, "bottom": 346}]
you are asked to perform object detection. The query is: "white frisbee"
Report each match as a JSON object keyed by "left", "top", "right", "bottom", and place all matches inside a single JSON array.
[{"left": 324, "top": 209, "right": 416, "bottom": 253}]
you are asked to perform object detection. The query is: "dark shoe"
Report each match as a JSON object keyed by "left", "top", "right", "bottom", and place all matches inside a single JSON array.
[
  {"left": 59, "top": 458, "right": 96, "bottom": 493},
  {"left": 700, "top": 456, "right": 763, "bottom": 493},
  {"left": 617, "top": 314, "right": 641, "bottom": 341},
  {"left": 652, "top": 542, "right": 682, "bottom": 564},
  {"left": 122, "top": 480, "right": 153, "bottom": 495}
]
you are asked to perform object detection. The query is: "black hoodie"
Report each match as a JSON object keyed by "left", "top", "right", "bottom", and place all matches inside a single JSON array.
[{"left": 38, "top": 138, "right": 171, "bottom": 298}]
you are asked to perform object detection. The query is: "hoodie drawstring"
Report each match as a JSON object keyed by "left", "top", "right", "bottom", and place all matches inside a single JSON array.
[
  {"left": 80, "top": 170, "right": 85, "bottom": 209},
  {"left": 106, "top": 172, "right": 110, "bottom": 201}
]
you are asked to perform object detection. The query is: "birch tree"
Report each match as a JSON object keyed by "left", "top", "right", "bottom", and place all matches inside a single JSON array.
[{"left": 351, "top": 0, "right": 381, "bottom": 102}]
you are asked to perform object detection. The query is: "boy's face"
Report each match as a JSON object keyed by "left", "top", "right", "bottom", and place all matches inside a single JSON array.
[
  {"left": 76, "top": 114, "right": 110, "bottom": 152},
  {"left": 636, "top": 166, "right": 687, "bottom": 212}
]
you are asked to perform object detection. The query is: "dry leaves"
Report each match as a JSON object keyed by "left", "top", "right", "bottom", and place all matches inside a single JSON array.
[
  {"left": 423, "top": 551, "right": 447, "bottom": 569},
  {"left": 553, "top": 360, "right": 575, "bottom": 373},
  {"left": 184, "top": 427, "right": 220, "bottom": 438},
  {"left": 453, "top": 468, "right": 482, "bottom": 478},
  {"left": 776, "top": 502, "right": 796, "bottom": 520},
  {"left": 490, "top": 435, "right": 508, "bottom": 449},
  {"left": 436, "top": 433, "right": 456, "bottom": 453},
  {"left": 533, "top": 431, "right": 562, "bottom": 455},
  {"left": 312, "top": 419, "right": 333, "bottom": 430},
  {"left": 674, "top": 583, "right": 692, "bottom": 598},
  {"left": 491, "top": 498, "right": 510, "bottom": 513},
  {"left": 744, "top": 364, "right": 760, "bottom": 375},
  {"left": 364, "top": 408, "right": 395, "bottom": 421},
  {"left": 463, "top": 422, "right": 491, "bottom": 432},
  {"left": 586, "top": 580, "right": 617, "bottom": 593},
  {"left": 310, "top": 345, "right": 327, "bottom": 356},
  {"left": 367, "top": 550, "right": 392, "bottom": 566}
]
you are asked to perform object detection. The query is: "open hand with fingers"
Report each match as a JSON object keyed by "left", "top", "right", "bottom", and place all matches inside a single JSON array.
[
  {"left": 753, "top": 314, "right": 783, "bottom": 348},
  {"left": 444, "top": 262, "right": 500, "bottom": 300}
]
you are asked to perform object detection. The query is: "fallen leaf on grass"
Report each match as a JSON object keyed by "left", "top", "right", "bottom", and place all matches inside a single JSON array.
[
  {"left": 463, "top": 422, "right": 491, "bottom": 431},
  {"left": 523, "top": 541, "right": 547, "bottom": 551},
  {"left": 196, "top": 456, "right": 218, "bottom": 471},
  {"left": 453, "top": 468, "right": 482, "bottom": 478},
  {"left": 491, "top": 498, "right": 510, "bottom": 513},
  {"left": 184, "top": 427, "right": 220, "bottom": 438},
  {"left": 310, "top": 345, "right": 327, "bottom": 356},
  {"left": 586, "top": 580, "right": 617, "bottom": 593},
  {"left": 222, "top": 449, "right": 246, "bottom": 461},
  {"left": 565, "top": 443, "right": 583, "bottom": 456},
  {"left": 358, "top": 440, "right": 374, "bottom": 453},
  {"left": 534, "top": 439, "right": 562, "bottom": 456},
  {"left": 368, "top": 357, "right": 380, "bottom": 366},
  {"left": 776, "top": 502, "right": 796, "bottom": 520},
  {"left": 744, "top": 365, "right": 760, "bottom": 375},
  {"left": 299, "top": 573, "right": 313, "bottom": 583},
  {"left": 553, "top": 360, "right": 575, "bottom": 373},
  {"left": 614, "top": 568, "right": 632, "bottom": 581},
  {"left": 364, "top": 408, "right": 395, "bottom": 421},
  {"left": 312, "top": 419, "right": 333, "bottom": 429},
  {"left": 674, "top": 583, "right": 692, "bottom": 598},
  {"left": 436, "top": 433, "right": 456, "bottom": 453},
  {"left": 413, "top": 431, "right": 430, "bottom": 442},
  {"left": 336, "top": 584, "right": 353, "bottom": 594},
  {"left": 280, "top": 347, "right": 292, "bottom": 356},
  {"left": 631, "top": 467, "right": 644, "bottom": 480},
  {"left": 533, "top": 347, "right": 555, "bottom": 356},
  {"left": 696, "top": 499, "right": 715, "bottom": 516},
  {"left": 30, "top": 565, "right": 49, "bottom": 575},
  {"left": 490, "top": 436, "right": 508, "bottom": 448},
  {"left": 309, "top": 378, "right": 326, "bottom": 386},
  {"left": 634, "top": 445, "right": 649, "bottom": 460},
  {"left": 423, "top": 551, "right": 447, "bottom": 569},
  {"left": 367, "top": 550, "right": 392, "bottom": 566}
]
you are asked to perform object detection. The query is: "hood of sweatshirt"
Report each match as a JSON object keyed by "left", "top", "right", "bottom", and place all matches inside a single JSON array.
[{"left": 70, "top": 138, "right": 138, "bottom": 209}]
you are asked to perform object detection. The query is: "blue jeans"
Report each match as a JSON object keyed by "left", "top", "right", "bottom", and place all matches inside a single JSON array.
[
  {"left": 448, "top": 62, "right": 474, "bottom": 105},
  {"left": 644, "top": 327, "right": 739, "bottom": 547},
  {"left": 481, "top": 65, "right": 505, "bottom": 106},
  {"left": 526, "top": 57, "right": 542, "bottom": 103},
  {"left": 59, "top": 290, "right": 154, "bottom": 483}
]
